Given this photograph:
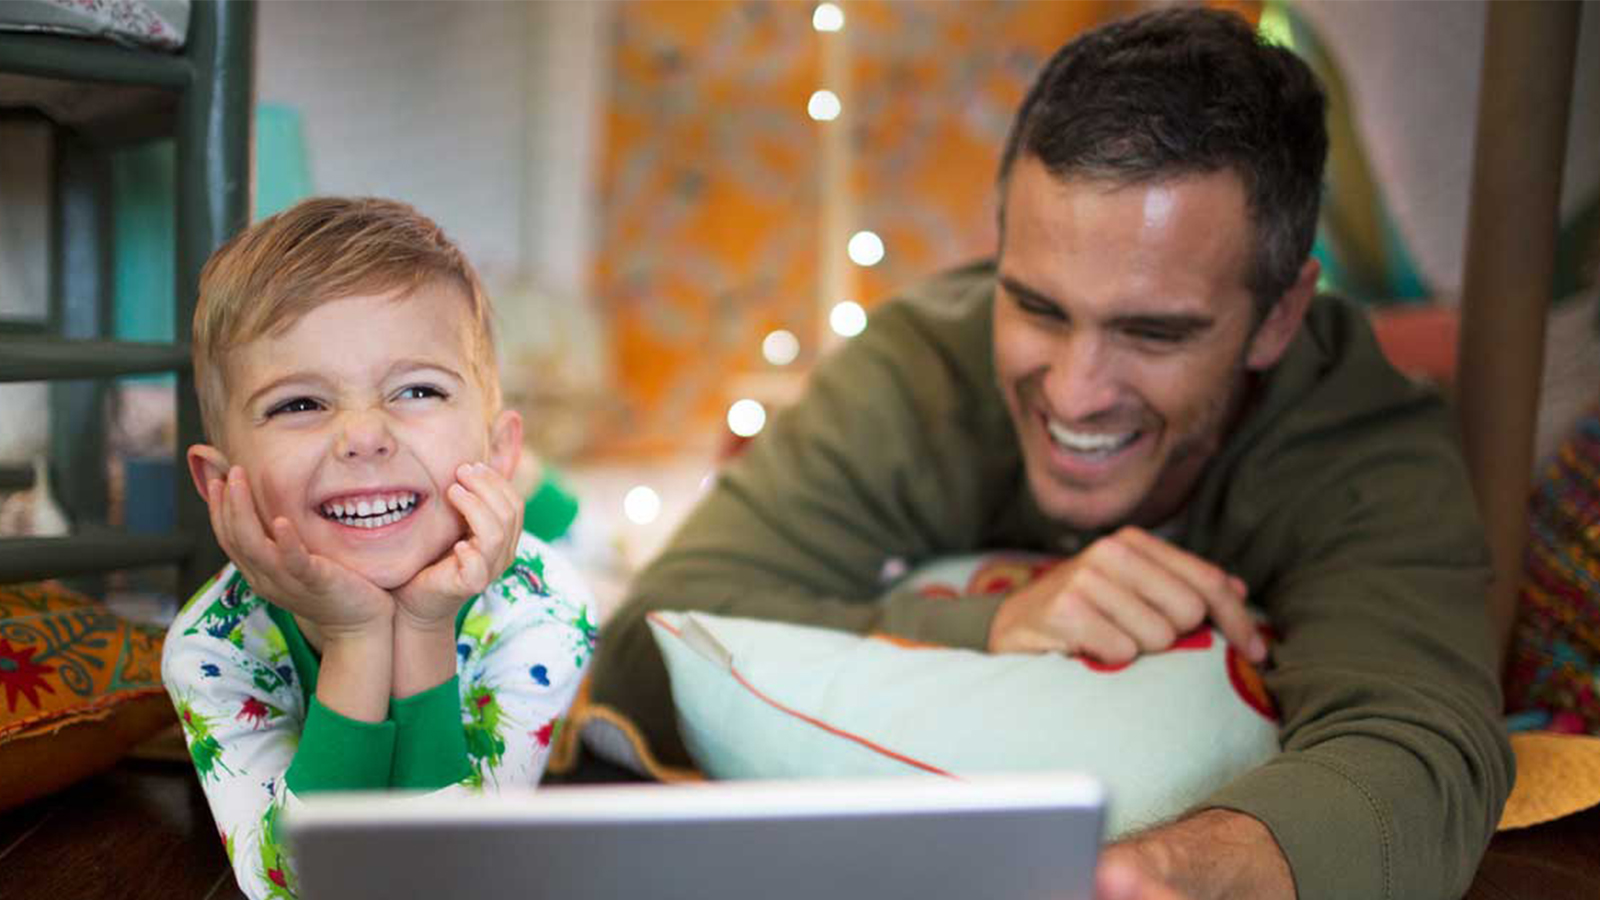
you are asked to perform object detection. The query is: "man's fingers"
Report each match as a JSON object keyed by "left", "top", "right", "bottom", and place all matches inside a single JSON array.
[
  {"left": 1065, "top": 603, "right": 1139, "bottom": 665},
  {"left": 1077, "top": 568, "right": 1178, "bottom": 652},
  {"left": 1097, "top": 858, "right": 1188, "bottom": 900},
  {"left": 1116, "top": 528, "right": 1262, "bottom": 661}
]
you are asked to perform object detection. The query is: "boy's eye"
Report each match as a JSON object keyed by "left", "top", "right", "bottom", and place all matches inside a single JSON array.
[
  {"left": 395, "top": 384, "right": 449, "bottom": 402},
  {"left": 266, "top": 397, "right": 322, "bottom": 417}
]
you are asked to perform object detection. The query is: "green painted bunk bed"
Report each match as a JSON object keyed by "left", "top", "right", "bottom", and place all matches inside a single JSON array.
[{"left": 0, "top": 0, "right": 252, "bottom": 596}]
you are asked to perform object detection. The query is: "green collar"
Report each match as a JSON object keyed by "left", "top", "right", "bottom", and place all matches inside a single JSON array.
[{"left": 264, "top": 601, "right": 475, "bottom": 708}]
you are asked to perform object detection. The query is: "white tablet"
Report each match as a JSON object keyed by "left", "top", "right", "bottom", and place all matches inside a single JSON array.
[{"left": 287, "top": 772, "right": 1105, "bottom": 900}]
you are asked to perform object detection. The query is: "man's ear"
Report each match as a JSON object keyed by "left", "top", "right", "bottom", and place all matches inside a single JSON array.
[
  {"left": 486, "top": 410, "right": 524, "bottom": 482},
  {"left": 1245, "top": 258, "right": 1319, "bottom": 371},
  {"left": 186, "top": 444, "right": 231, "bottom": 505}
]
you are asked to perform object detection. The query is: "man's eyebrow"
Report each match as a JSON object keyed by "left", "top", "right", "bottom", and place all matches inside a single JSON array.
[
  {"left": 997, "top": 275, "right": 1063, "bottom": 311},
  {"left": 999, "top": 274, "right": 1214, "bottom": 332},
  {"left": 1109, "top": 312, "right": 1215, "bottom": 334}
]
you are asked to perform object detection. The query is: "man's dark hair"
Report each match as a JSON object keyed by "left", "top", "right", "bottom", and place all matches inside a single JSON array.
[{"left": 998, "top": 7, "right": 1328, "bottom": 314}]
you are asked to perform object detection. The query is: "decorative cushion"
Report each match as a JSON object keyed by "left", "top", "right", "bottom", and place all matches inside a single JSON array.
[
  {"left": 647, "top": 553, "right": 1280, "bottom": 838},
  {"left": 1505, "top": 404, "right": 1600, "bottom": 733},
  {"left": 0, "top": 581, "right": 173, "bottom": 811}
]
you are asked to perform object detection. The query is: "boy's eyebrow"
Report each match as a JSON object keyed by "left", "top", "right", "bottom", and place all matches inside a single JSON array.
[
  {"left": 244, "top": 372, "right": 329, "bottom": 410},
  {"left": 242, "top": 360, "right": 466, "bottom": 410},
  {"left": 384, "top": 358, "right": 466, "bottom": 382}
]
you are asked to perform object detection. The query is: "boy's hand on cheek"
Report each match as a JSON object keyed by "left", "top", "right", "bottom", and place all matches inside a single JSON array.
[
  {"left": 207, "top": 466, "right": 394, "bottom": 637},
  {"left": 393, "top": 462, "right": 524, "bottom": 629}
]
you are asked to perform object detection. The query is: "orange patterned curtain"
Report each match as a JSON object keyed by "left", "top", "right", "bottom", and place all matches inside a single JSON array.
[{"left": 592, "top": 1, "right": 1150, "bottom": 458}]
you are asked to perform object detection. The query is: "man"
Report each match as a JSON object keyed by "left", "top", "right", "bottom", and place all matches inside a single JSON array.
[{"left": 592, "top": 8, "right": 1512, "bottom": 899}]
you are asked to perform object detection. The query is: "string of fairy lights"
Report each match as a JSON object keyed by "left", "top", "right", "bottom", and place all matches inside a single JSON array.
[{"left": 624, "top": 2, "right": 877, "bottom": 527}]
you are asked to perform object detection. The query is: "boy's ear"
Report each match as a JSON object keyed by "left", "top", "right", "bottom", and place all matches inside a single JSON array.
[
  {"left": 1245, "top": 257, "right": 1319, "bottom": 371},
  {"left": 186, "top": 445, "right": 231, "bottom": 505},
  {"left": 487, "top": 410, "right": 523, "bottom": 482}
]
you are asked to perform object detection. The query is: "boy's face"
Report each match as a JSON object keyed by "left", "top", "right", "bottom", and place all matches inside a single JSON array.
[{"left": 192, "top": 283, "right": 519, "bottom": 589}]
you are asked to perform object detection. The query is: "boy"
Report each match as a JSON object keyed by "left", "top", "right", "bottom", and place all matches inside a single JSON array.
[{"left": 162, "top": 197, "right": 598, "bottom": 900}]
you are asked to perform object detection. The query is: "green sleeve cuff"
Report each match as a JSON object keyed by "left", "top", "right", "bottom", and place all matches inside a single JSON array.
[
  {"left": 390, "top": 675, "right": 472, "bottom": 790},
  {"left": 285, "top": 696, "right": 397, "bottom": 793},
  {"left": 877, "top": 588, "right": 1005, "bottom": 650},
  {"left": 1198, "top": 756, "right": 1387, "bottom": 900}
]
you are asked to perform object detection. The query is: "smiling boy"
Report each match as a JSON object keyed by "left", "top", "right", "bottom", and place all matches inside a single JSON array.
[{"left": 162, "top": 197, "right": 597, "bottom": 900}]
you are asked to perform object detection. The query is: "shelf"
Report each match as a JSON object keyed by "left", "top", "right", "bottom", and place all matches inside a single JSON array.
[
  {"left": 0, "top": 32, "right": 191, "bottom": 89},
  {"left": 0, "top": 530, "right": 196, "bottom": 584},
  {"left": 0, "top": 338, "right": 190, "bottom": 382}
]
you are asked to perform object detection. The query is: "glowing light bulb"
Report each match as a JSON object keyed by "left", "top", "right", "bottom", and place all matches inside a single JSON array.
[
  {"left": 812, "top": 3, "right": 845, "bottom": 32},
  {"left": 623, "top": 486, "right": 661, "bottom": 525},
  {"left": 808, "top": 90, "right": 841, "bottom": 122},
  {"left": 727, "top": 399, "right": 768, "bottom": 437},
  {"left": 830, "top": 300, "right": 867, "bottom": 337},
  {"left": 847, "top": 230, "right": 884, "bottom": 266},
  {"left": 762, "top": 329, "right": 801, "bottom": 366}
]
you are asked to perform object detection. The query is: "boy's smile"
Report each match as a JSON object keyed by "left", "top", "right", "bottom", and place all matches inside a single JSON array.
[{"left": 194, "top": 282, "right": 519, "bottom": 590}]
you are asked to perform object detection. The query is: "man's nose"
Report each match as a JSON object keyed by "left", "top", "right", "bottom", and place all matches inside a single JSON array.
[
  {"left": 334, "top": 410, "right": 396, "bottom": 460},
  {"left": 1044, "top": 333, "right": 1122, "bottom": 421}
]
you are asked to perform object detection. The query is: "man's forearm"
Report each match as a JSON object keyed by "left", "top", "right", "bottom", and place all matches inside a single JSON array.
[{"left": 1106, "top": 809, "right": 1295, "bottom": 900}]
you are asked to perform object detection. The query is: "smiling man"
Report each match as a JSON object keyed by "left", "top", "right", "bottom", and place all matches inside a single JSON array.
[{"left": 593, "top": 9, "right": 1511, "bottom": 900}]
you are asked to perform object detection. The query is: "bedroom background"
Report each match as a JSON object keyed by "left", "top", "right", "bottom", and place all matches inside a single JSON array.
[{"left": 1, "top": 0, "right": 1596, "bottom": 624}]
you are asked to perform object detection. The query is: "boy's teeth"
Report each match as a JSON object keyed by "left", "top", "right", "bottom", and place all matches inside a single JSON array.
[{"left": 322, "top": 492, "right": 420, "bottom": 526}]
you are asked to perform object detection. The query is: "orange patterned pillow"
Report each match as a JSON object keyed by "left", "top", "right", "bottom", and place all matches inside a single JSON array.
[{"left": 0, "top": 581, "right": 173, "bottom": 810}]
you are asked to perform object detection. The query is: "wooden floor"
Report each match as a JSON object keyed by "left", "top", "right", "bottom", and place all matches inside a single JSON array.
[{"left": 2, "top": 754, "right": 1597, "bottom": 900}]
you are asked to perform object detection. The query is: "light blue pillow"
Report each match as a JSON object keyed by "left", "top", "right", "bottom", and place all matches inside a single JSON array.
[{"left": 648, "top": 555, "right": 1280, "bottom": 838}]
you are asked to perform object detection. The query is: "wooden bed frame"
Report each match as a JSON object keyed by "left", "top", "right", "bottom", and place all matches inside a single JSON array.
[{"left": 0, "top": 2, "right": 1593, "bottom": 899}]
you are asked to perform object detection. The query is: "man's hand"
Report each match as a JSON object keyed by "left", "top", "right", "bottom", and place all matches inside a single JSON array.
[
  {"left": 987, "top": 526, "right": 1264, "bottom": 665},
  {"left": 392, "top": 462, "right": 525, "bottom": 629},
  {"left": 1101, "top": 810, "right": 1296, "bottom": 900},
  {"left": 1097, "top": 858, "right": 1194, "bottom": 900},
  {"left": 206, "top": 466, "right": 394, "bottom": 636}
]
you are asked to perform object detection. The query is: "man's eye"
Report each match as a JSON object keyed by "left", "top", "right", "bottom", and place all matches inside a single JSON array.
[
  {"left": 1127, "top": 328, "right": 1184, "bottom": 343},
  {"left": 395, "top": 384, "right": 448, "bottom": 401},
  {"left": 1016, "top": 295, "right": 1065, "bottom": 320},
  {"left": 266, "top": 397, "right": 322, "bottom": 417}
]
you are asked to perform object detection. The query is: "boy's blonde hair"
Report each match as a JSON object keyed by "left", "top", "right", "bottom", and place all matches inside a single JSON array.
[{"left": 193, "top": 197, "right": 498, "bottom": 442}]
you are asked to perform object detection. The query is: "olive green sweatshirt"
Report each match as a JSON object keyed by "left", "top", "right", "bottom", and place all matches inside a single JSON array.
[{"left": 593, "top": 261, "right": 1513, "bottom": 900}]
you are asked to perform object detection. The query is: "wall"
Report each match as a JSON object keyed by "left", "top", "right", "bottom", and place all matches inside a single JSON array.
[
  {"left": 255, "top": 0, "right": 613, "bottom": 454},
  {"left": 1301, "top": 0, "right": 1600, "bottom": 300}
]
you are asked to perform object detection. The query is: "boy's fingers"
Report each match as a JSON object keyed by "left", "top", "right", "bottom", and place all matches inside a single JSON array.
[
  {"left": 206, "top": 479, "right": 234, "bottom": 557},
  {"left": 447, "top": 482, "right": 502, "bottom": 549},
  {"left": 273, "top": 517, "right": 316, "bottom": 583},
  {"left": 454, "top": 541, "right": 488, "bottom": 592},
  {"left": 456, "top": 463, "right": 517, "bottom": 523}
]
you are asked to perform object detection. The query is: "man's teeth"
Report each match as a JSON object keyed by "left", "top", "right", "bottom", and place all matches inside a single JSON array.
[
  {"left": 321, "top": 493, "right": 420, "bottom": 528},
  {"left": 1046, "top": 420, "right": 1138, "bottom": 454}
]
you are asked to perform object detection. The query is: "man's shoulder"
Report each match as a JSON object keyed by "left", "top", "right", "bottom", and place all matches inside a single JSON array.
[{"left": 877, "top": 259, "right": 997, "bottom": 326}]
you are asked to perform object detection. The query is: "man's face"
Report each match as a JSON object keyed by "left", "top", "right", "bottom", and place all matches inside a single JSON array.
[
  {"left": 207, "top": 284, "right": 511, "bottom": 589},
  {"left": 995, "top": 158, "right": 1292, "bottom": 530}
]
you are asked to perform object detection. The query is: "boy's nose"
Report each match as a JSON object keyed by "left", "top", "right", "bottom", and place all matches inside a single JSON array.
[{"left": 334, "top": 411, "right": 396, "bottom": 460}]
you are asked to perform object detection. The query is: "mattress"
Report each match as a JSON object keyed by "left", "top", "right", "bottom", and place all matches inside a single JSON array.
[{"left": 0, "top": 0, "right": 189, "bottom": 52}]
